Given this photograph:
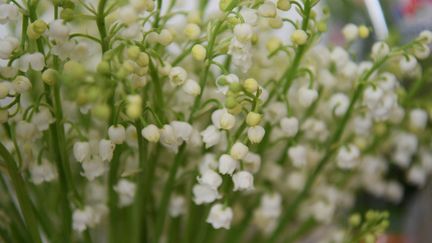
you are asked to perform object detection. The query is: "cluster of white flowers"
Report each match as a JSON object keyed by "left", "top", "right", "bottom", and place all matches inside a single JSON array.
[{"left": 0, "top": 0, "right": 431, "bottom": 242}]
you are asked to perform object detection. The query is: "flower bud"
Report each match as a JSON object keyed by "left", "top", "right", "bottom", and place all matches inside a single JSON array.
[
  {"left": 64, "top": 60, "right": 86, "bottom": 79},
  {"left": 371, "top": 42, "right": 389, "bottom": 60},
  {"left": 268, "top": 16, "right": 283, "bottom": 29},
  {"left": 229, "top": 82, "right": 242, "bottom": 93},
  {"left": 258, "top": 1, "right": 277, "bottom": 18},
  {"left": 230, "top": 142, "right": 249, "bottom": 160},
  {"left": 243, "top": 78, "right": 258, "bottom": 93},
  {"left": 246, "top": 112, "right": 262, "bottom": 126},
  {"left": 291, "top": 29, "right": 308, "bottom": 45},
  {"left": 342, "top": 23, "right": 358, "bottom": 41},
  {"left": 183, "top": 79, "right": 201, "bottom": 96},
  {"left": 126, "top": 95, "right": 142, "bottom": 119},
  {"left": 13, "top": 76, "right": 32, "bottom": 94},
  {"left": 136, "top": 52, "right": 149, "bottom": 66},
  {"left": 127, "top": 45, "right": 140, "bottom": 60},
  {"left": 225, "top": 96, "right": 237, "bottom": 109},
  {"left": 184, "top": 23, "right": 200, "bottom": 40},
  {"left": 277, "top": 0, "right": 291, "bottom": 11},
  {"left": 358, "top": 25, "right": 370, "bottom": 38},
  {"left": 108, "top": 125, "right": 126, "bottom": 144},
  {"left": 191, "top": 44, "right": 206, "bottom": 61},
  {"left": 27, "top": 20, "right": 47, "bottom": 39},
  {"left": 0, "top": 82, "right": 9, "bottom": 99},
  {"left": 418, "top": 30, "right": 432, "bottom": 44},
  {"left": 141, "top": 124, "right": 160, "bottom": 142},
  {"left": 158, "top": 29, "right": 173, "bottom": 46},
  {"left": 42, "top": 68, "right": 58, "bottom": 86},
  {"left": 280, "top": 117, "right": 299, "bottom": 137}
]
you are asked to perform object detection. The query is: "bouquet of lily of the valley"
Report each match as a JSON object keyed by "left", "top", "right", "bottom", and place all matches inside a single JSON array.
[{"left": 0, "top": 0, "right": 431, "bottom": 242}]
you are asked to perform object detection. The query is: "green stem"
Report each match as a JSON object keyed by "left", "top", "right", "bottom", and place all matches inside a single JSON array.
[
  {"left": 108, "top": 144, "right": 124, "bottom": 243},
  {"left": 132, "top": 121, "right": 149, "bottom": 243},
  {"left": 0, "top": 143, "right": 42, "bottom": 243},
  {"left": 154, "top": 144, "right": 187, "bottom": 243},
  {"left": 96, "top": 0, "right": 109, "bottom": 52}
]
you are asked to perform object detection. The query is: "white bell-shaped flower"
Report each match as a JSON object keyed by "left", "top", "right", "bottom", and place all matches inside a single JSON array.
[
  {"left": 232, "top": 170, "right": 254, "bottom": 191},
  {"left": 230, "top": 142, "right": 249, "bottom": 160},
  {"left": 288, "top": 145, "right": 307, "bottom": 167},
  {"left": 108, "top": 125, "right": 126, "bottom": 144},
  {"left": 169, "top": 66, "right": 187, "bottom": 86},
  {"left": 280, "top": 117, "right": 299, "bottom": 137},
  {"left": 29, "top": 160, "right": 57, "bottom": 185},
  {"left": 114, "top": 179, "right": 136, "bottom": 207},
  {"left": 218, "top": 154, "right": 238, "bottom": 175},
  {"left": 336, "top": 144, "right": 360, "bottom": 170},
  {"left": 192, "top": 184, "right": 221, "bottom": 205},
  {"left": 169, "top": 195, "right": 186, "bottom": 218},
  {"left": 206, "top": 204, "right": 233, "bottom": 229},
  {"left": 18, "top": 52, "right": 45, "bottom": 71},
  {"left": 0, "top": 3, "right": 19, "bottom": 24},
  {"left": 160, "top": 124, "right": 182, "bottom": 152},
  {"left": 12, "top": 76, "right": 32, "bottom": 94},
  {"left": 247, "top": 126, "right": 265, "bottom": 143},
  {"left": 99, "top": 139, "right": 115, "bottom": 161},
  {"left": 48, "top": 20, "right": 70, "bottom": 43},
  {"left": 72, "top": 206, "right": 94, "bottom": 232},
  {"left": 399, "top": 55, "right": 417, "bottom": 73},
  {"left": 409, "top": 109, "right": 428, "bottom": 130},
  {"left": 200, "top": 125, "right": 221, "bottom": 149},
  {"left": 0, "top": 36, "right": 19, "bottom": 59},
  {"left": 233, "top": 23, "right": 253, "bottom": 43},
  {"left": 16, "top": 120, "right": 37, "bottom": 141},
  {"left": 329, "top": 93, "right": 349, "bottom": 117},
  {"left": 183, "top": 79, "right": 201, "bottom": 96},
  {"left": 298, "top": 87, "right": 318, "bottom": 107},
  {"left": 141, "top": 124, "right": 160, "bottom": 142},
  {"left": 81, "top": 157, "right": 106, "bottom": 181},
  {"left": 73, "top": 141, "right": 91, "bottom": 162},
  {"left": 31, "top": 107, "right": 55, "bottom": 131},
  {"left": 212, "top": 109, "right": 236, "bottom": 130},
  {"left": 197, "top": 170, "right": 223, "bottom": 189}
]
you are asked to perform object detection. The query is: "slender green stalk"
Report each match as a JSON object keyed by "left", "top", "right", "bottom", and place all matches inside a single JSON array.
[
  {"left": 96, "top": 0, "right": 109, "bottom": 52},
  {"left": 154, "top": 144, "right": 187, "bottom": 243},
  {"left": 108, "top": 144, "right": 124, "bottom": 243},
  {"left": 0, "top": 143, "right": 42, "bottom": 243},
  {"left": 132, "top": 121, "right": 149, "bottom": 243}
]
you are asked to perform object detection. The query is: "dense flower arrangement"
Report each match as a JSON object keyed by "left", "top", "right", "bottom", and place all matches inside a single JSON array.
[{"left": 0, "top": 0, "right": 431, "bottom": 242}]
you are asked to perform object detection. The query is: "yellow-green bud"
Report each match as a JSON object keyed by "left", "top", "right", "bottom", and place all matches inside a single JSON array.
[
  {"left": 97, "top": 61, "right": 110, "bottom": 75},
  {"left": 122, "top": 61, "right": 135, "bottom": 73},
  {"left": 184, "top": 23, "right": 201, "bottom": 40},
  {"left": 317, "top": 21, "right": 328, "bottom": 33},
  {"left": 42, "top": 69, "right": 58, "bottom": 86},
  {"left": 349, "top": 213, "right": 361, "bottom": 227},
  {"left": 364, "top": 234, "right": 375, "bottom": 243},
  {"left": 63, "top": 60, "right": 86, "bottom": 80},
  {"left": 358, "top": 25, "right": 370, "bottom": 39},
  {"left": 277, "top": 0, "right": 291, "bottom": 11},
  {"left": 32, "top": 20, "right": 48, "bottom": 34},
  {"left": 225, "top": 96, "right": 237, "bottom": 109},
  {"left": 136, "top": 52, "right": 149, "bottom": 66},
  {"left": 191, "top": 44, "right": 207, "bottom": 61},
  {"left": 61, "top": 8, "right": 74, "bottom": 21},
  {"left": 93, "top": 103, "right": 111, "bottom": 120},
  {"left": 291, "top": 29, "right": 308, "bottom": 45},
  {"left": 243, "top": 78, "right": 258, "bottom": 93},
  {"left": 126, "top": 95, "right": 142, "bottom": 119},
  {"left": 127, "top": 45, "right": 141, "bottom": 60},
  {"left": 266, "top": 37, "right": 282, "bottom": 53},
  {"left": 268, "top": 16, "right": 283, "bottom": 29},
  {"left": 246, "top": 112, "right": 262, "bottom": 126},
  {"left": 229, "top": 82, "right": 242, "bottom": 93},
  {"left": 115, "top": 67, "right": 128, "bottom": 79},
  {"left": 227, "top": 16, "right": 241, "bottom": 26}
]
